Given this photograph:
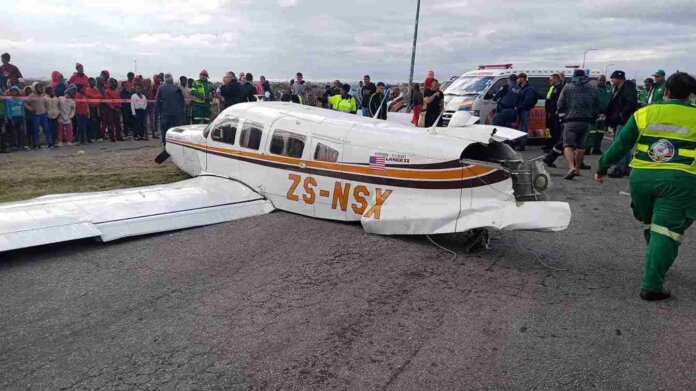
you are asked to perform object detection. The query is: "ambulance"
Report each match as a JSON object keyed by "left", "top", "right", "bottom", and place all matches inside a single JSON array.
[{"left": 442, "top": 64, "right": 600, "bottom": 139}]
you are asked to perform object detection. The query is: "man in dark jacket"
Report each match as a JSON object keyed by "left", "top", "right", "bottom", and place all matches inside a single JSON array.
[
  {"left": 220, "top": 72, "right": 245, "bottom": 109},
  {"left": 556, "top": 69, "right": 599, "bottom": 179},
  {"left": 242, "top": 73, "right": 258, "bottom": 103},
  {"left": 515, "top": 73, "right": 537, "bottom": 151},
  {"left": 361, "top": 75, "right": 377, "bottom": 116},
  {"left": 368, "top": 82, "right": 387, "bottom": 120},
  {"left": 155, "top": 73, "right": 185, "bottom": 145},
  {"left": 543, "top": 73, "right": 563, "bottom": 152},
  {"left": 492, "top": 74, "right": 520, "bottom": 128},
  {"left": 604, "top": 70, "right": 639, "bottom": 177}
]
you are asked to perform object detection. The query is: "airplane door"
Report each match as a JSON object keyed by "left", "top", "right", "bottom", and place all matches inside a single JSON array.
[
  {"left": 310, "top": 137, "right": 347, "bottom": 220},
  {"left": 206, "top": 117, "right": 240, "bottom": 180},
  {"left": 263, "top": 117, "right": 314, "bottom": 217}
]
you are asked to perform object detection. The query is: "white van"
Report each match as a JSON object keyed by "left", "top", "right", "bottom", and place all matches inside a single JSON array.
[{"left": 442, "top": 65, "right": 600, "bottom": 139}]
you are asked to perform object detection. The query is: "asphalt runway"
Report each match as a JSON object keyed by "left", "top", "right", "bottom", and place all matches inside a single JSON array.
[{"left": 1, "top": 150, "right": 695, "bottom": 390}]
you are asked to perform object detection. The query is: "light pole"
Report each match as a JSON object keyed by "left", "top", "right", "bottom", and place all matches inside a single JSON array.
[
  {"left": 408, "top": 0, "right": 421, "bottom": 88},
  {"left": 134, "top": 60, "right": 137, "bottom": 74},
  {"left": 582, "top": 48, "right": 597, "bottom": 69},
  {"left": 604, "top": 63, "right": 613, "bottom": 76}
]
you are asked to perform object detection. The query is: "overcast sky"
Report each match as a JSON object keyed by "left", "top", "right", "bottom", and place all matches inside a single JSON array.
[{"left": 3, "top": 0, "right": 695, "bottom": 82}]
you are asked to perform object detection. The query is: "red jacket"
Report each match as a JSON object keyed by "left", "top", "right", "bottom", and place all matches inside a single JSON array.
[
  {"left": 75, "top": 92, "right": 89, "bottom": 115},
  {"left": 104, "top": 88, "right": 121, "bottom": 109},
  {"left": 68, "top": 73, "right": 89, "bottom": 90},
  {"left": 84, "top": 87, "right": 103, "bottom": 107}
]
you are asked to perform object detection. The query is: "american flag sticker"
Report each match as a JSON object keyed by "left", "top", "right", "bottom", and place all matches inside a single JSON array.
[{"left": 369, "top": 155, "right": 386, "bottom": 170}]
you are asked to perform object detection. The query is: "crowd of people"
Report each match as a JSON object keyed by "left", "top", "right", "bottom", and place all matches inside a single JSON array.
[{"left": 0, "top": 52, "right": 418, "bottom": 154}]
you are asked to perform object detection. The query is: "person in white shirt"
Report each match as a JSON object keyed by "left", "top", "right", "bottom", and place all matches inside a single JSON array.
[{"left": 131, "top": 84, "right": 148, "bottom": 140}]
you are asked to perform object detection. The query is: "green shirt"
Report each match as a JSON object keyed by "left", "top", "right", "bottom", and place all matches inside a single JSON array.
[
  {"left": 648, "top": 81, "right": 665, "bottom": 104},
  {"left": 597, "top": 100, "right": 693, "bottom": 175}
]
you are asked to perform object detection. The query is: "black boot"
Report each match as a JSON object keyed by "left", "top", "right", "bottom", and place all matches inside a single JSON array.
[{"left": 640, "top": 289, "right": 671, "bottom": 301}]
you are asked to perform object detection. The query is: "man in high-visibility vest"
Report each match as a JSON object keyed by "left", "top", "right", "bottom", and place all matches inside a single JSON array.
[
  {"left": 191, "top": 70, "right": 213, "bottom": 124},
  {"left": 328, "top": 84, "right": 357, "bottom": 114},
  {"left": 594, "top": 71, "right": 696, "bottom": 301}
]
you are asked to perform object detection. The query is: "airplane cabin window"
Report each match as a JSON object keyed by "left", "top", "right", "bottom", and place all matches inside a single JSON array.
[
  {"left": 211, "top": 119, "right": 239, "bottom": 144},
  {"left": 314, "top": 143, "right": 339, "bottom": 162},
  {"left": 270, "top": 130, "right": 306, "bottom": 158},
  {"left": 239, "top": 121, "right": 264, "bottom": 150}
]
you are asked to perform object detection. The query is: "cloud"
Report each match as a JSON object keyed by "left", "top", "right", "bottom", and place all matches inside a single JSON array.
[
  {"left": 2, "top": 0, "right": 694, "bottom": 82},
  {"left": 278, "top": 0, "right": 299, "bottom": 7}
]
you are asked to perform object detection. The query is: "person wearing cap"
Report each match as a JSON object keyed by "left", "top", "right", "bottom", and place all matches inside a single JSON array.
[
  {"left": 191, "top": 70, "right": 214, "bottom": 124},
  {"left": 556, "top": 69, "right": 599, "bottom": 179},
  {"left": 639, "top": 78, "right": 654, "bottom": 106},
  {"left": 648, "top": 70, "right": 666, "bottom": 104},
  {"left": 604, "top": 70, "right": 639, "bottom": 178},
  {"left": 492, "top": 74, "right": 521, "bottom": 128},
  {"left": 594, "top": 72, "right": 696, "bottom": 301},
  {"left": 328, "top": 84, "right": 357, "bottom": 114}
]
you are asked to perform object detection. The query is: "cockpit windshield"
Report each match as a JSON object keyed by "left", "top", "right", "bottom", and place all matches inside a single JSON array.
[{"left": 444, "top": 76, "right": 495, "bottom": 96}]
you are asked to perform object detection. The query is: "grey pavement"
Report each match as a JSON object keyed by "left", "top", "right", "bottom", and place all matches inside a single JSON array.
[{"left": 1, "top": 148, "right": 695, "bottom": 390}]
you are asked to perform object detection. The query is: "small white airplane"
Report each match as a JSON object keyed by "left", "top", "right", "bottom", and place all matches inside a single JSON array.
[{"left": 0, "top": 102, "right": 570, "bottom": 253}]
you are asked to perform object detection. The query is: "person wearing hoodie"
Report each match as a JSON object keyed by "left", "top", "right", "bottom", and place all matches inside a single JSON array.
[
  {"left": 155, "top": 73, "right": 185, "bottom": 145},
  {"left": 104, "top": 78, "right": 123, "bottom": 141},
  {"left": 556, "top": 69, "right": 599, "bottom": 180},
  {"left": 6, "top": 86, "right": 30, "bottom": 151},
  {"left": 45, "top": 86, "right": 60, "bottom": 145},
  {"left": 57, "top": 88, "right": 76, "bottom": 146},
  {"left": 262, "top": 79, "right": 275, "bottom": 101},
  {"left": 68, "top": 63, "right": 89, "bottom": 92}
]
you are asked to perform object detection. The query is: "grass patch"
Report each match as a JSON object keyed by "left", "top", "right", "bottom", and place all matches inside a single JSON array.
[{"left": 0, "top": 144, "right": 189, "bottom": 203}]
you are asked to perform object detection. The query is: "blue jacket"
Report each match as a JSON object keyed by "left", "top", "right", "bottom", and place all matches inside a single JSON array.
[
  {"left": 516, "top": 84, "right": 537, "bottom": 112},
  {"left": 6, "top": 98, "right": 25, "bottom": 118},
  {"left": 493, "top": 81, "right": 521, "bottom": 109}
]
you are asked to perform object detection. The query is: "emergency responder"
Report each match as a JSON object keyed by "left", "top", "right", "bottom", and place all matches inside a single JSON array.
[
  {"left": 639, "top": 78, "right": 654, "bottom": 106},
  {"left": 191, "top": 70, "right": 214, "bottom": 124},
  {"left": 586, "top": 74, "right": 613, "bottom": 154},
  {"left": 492, "top": 74, "right": 520, "bottom": 128},
  {"left": 648, "top": 69, "right": 666, "bottom": 104},
  {"left": 542, "top": 73, "right": 563, "bottom": 153},
  {"left": 594, "top": 71, "right": 696, "bottom": 301},
  {"left": 328, "top": 84, "right": 357, "bottom": 114}
]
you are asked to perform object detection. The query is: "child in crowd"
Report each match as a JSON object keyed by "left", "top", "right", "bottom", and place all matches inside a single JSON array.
[
  {"left": 23, "top": 85, "right": 35, "bottom": 148},
  {"left": 28, "top": 82, "right": 52, "bottom": 149},
  {"left": 57, "top": 88, "right": 75, "bottom": 146},
  {"left": 84, "top": 78, "right": 103, "bottom": 141},
  {"left": 6, "top": 86, "right": 30, "bottom": 151},
  {"left": 74, "top": 86, "right": 90, "bottom": 145},
  {"left": 120, "top": 81, "right": 133, "bottom": 138},
  {"left": 103, "top": 78, "right": 123, "bottom": 141},
  {"left": 130, "top": 84, "right": 148, "bottom": 141},
  {"left": 0, "top": 84, "right": 6, "bottom": 153},
  {"left": 45, "top": 86, "right": 60, "bottom": 145}
]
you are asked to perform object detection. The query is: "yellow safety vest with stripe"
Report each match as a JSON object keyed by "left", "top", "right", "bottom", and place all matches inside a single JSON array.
[
  {"left": 328, "top": 94, "right": 357, "bottom": 113},
  {"left": 631, "top": 102, "right": 696, "bottom": 175},
  {"left": 191, "top": 80, "right": 212, "bottom": 104}
]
